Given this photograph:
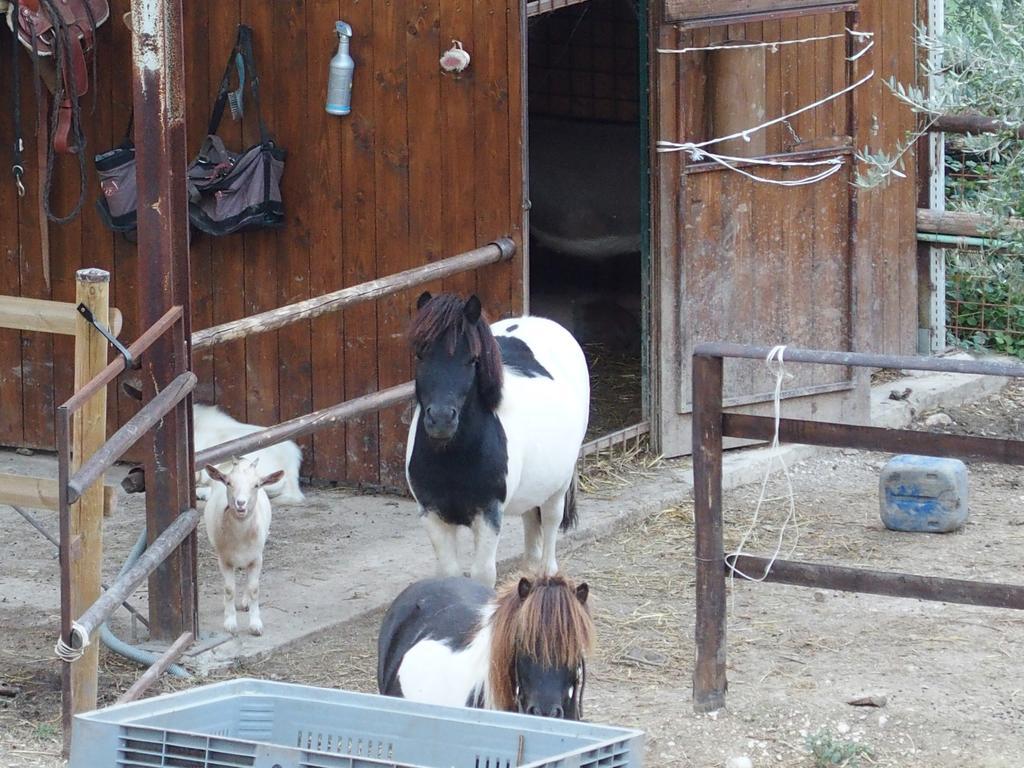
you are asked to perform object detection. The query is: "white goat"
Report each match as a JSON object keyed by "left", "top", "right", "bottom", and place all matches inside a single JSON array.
[
  {"left": 193, "top": 404, "right": 305, "bottom": 505},
  {"left": 204, "top": 459, "right": 283, "bottom": 636}
]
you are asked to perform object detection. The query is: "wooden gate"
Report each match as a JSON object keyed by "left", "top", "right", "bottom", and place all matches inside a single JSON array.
[{"left": 650, "top": 0, "right": 920, "bottom": 456}]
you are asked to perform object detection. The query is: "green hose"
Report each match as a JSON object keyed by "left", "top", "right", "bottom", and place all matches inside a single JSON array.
[{"left": 99, "top": 531, "right": 189, "bottom": 679}]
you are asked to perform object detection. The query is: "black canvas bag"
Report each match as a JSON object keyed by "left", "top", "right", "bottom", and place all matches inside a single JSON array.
[
  {"left": 187, "top": 24, "right": 285, "bottom": 235},
  {"left": 93, "top": 24, "right": 284, "bottom": 237},
  {"left": 94, "top": 114, "right": 136, "bottom": 233}
]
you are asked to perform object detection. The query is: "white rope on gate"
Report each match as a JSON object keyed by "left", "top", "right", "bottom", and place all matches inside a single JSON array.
[
  {"left": 55, "top": 622, "right": 90, "bottom": 663},
  {"left": 658, "top": 68, "right": 874, "bottom": 156},
  {"left": 656, "top": 68, "right": 875, "bottom": 185},
  {"left": 679, "top": 148, "right": 846, "bottom": 186},
  {"left": 726, "top": 346, "right": 799, "bottom": 595},
  {"left": 657, "top": 28, "right": 875, "bottom": 62}
]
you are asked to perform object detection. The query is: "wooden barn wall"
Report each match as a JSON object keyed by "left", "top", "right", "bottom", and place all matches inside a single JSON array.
[
  {"left": 851, "top": 0, "right": 920, "bottom": 357},
  {"left": 681, "top": 164, "right": 853, "bottom": 406},
  {"left": 651, "top": 0, "right": 920, "bottom": 454},
  {"left": 0, "top": 0, "right": 524, "bottom": 489}
]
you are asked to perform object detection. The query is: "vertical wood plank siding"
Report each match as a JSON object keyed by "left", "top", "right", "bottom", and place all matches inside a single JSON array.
[
  {"left": 653, "top": 0, "right": 920, "bottom": 455},
  {"left": 0, "top": 0, "right": 524, "bottom": 486}
]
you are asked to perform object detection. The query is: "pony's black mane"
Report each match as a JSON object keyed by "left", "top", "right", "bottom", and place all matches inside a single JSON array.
[{"left": 409, "top": 294, "right": 504, "bottom": 411}]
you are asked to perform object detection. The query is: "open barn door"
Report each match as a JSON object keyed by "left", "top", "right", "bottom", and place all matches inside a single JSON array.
[
  {"left": 651, "top": 3, "right": 890, "bottom": 456},
  {"left": 525, "top": 0, "right": 650, "bottom": 446}
]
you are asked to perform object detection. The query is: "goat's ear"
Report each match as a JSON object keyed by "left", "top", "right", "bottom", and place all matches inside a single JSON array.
[
  {"left": 517, "top": 576, "right": 532, "bottom": 601},
  {"left": 205, "top": 464, "right": 227, "bottom": 484},
  {"left": 575, "top": 582, "right": 589, "bottom": 606},
  {"left": 464, "top": 294, "right": 482, "bottom": 324},
  {"left": 416, "top": 291, "right": 433, "bottom": 310},
  {"left": 258, "top": 470, "right": 285, "bottom": 488}
]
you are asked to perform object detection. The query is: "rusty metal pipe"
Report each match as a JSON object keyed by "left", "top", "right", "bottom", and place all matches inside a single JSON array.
[
  {"left": 693, "top": 342, "right": 1024, "bottom": 378},
  {"left": 727, "top": 555, "right": 1024, "bottom": 610},
  {"left": 69, "top": 508, "right": 202, "bottom": 651},
  {"left": 191, "top": 239, "right": 516, "bottom": 350},
  {"left": 197, "top": 382, "right": 415, "bottom": 468},
  {"left": 66, "top": 373, "right": 197, "bottom": 505},
  {"left": 722, "top": 413, "right": 1024, "bottom": 465}
]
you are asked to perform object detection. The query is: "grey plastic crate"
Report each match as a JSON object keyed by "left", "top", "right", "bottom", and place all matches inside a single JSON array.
[{"left": 70, "top": 678, "right": 643, "bottom": 768}]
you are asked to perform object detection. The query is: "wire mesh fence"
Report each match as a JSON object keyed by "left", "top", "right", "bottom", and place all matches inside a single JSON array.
[
  {"left": 942, "top": 142, "right": 1024, "bottom": 359},
  {"left": 945, "top": 248, "right": 1024, "bottom": 357}
]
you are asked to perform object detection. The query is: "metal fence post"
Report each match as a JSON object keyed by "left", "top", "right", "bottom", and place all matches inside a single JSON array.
[{"left": 130, "top": 0, "right": 197, "bottom": 641}]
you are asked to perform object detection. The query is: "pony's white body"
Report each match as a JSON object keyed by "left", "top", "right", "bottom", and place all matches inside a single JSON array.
[
  {"left": 489, "top": 316, "right": 591, "bottom": 516},
  {"left": 406, "top": 313, "right": 590, "bottom": 587},
  {"left": 394, "top": 606, "right": 495, "bottom": 709}
]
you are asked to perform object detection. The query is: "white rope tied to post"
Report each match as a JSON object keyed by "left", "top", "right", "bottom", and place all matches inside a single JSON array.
[
  {"left": 657, "top": 28, "right": 874, "bottom": 61},
  {"left": 726, "top": 345, "right": 799, "bottom": 595},
  {"left": 54, "top": 622, "right": 90, "bottom": 663}
]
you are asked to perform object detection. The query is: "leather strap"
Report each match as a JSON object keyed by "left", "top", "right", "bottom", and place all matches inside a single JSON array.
[
  {"left": 36, "top": 95, "right": 51, "bottom": 289},
  {"left": 53, "top": 30, "right": 90, "bottom": 153},
  {"left": 11, "top": 0, "right": 26, "bottom": 195}
]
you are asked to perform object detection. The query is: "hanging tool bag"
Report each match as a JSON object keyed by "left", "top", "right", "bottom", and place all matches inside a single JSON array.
[
  {"left": 94, "top": 24, "right": 285, "bottom": 236},
  {"left": 94, "top": 114, "right": 136, "bottom": 232}
]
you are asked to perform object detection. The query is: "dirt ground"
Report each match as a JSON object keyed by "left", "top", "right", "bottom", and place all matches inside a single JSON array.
[{"left": 3, "top": 380, "right": 1024, "bottom": 767}]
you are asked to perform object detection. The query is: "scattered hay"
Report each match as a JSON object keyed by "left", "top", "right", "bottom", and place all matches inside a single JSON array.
[
  {"left": 575, "top": 505, "right": 696, "bottom": 686},
  {"left": 870, "top": 368, "right": 907, "bottom": 385},
  {"left": 578, "top": 435, "right": 663, "bottom": 496},
  {"left": 584, "top": 341, "right": 642, "bottom": 439}
]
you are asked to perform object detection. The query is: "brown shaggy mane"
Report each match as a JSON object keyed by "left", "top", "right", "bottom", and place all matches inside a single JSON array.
[
  {"left": 409, "top": 293, "right": 504, "bottom": 412},
  {"left": 487, "top": 573, "right": 594, "bottom": 712}
]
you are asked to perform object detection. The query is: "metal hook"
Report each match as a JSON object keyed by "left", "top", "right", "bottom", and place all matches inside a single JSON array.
[
  {"left": 76, "top": 303, "right": 140, "bottom": 369},
  {"left": 13, "top": 165, "right": 25, "bottom": 198}
]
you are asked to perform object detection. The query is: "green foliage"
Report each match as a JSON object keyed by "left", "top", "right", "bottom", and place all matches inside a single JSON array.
[
  {"left": 854, "top": 0, "right": 1024, "bottom": 359},
  {"left": 805, "top": 729, "right": 872, "bottom": 768},
  {"left": 946, "top": 250, "right": 1024, "bottom": 357},
  {"left": 857, "top": 1, "right": 1024, "bottom": 249}
]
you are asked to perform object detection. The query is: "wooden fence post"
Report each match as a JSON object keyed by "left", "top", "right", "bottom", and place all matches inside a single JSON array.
[
  {"left": 692, "top": 352, "right": 727, "bottom": 713},
  {"left": 69, "top": 268, "right": 110, "bottom": 718}
]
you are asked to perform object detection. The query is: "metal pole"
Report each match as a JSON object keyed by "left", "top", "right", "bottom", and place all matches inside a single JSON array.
[
  {"left": 67, "top": 372, "right": 197, "bottom": 505},
  {"left": 71, "top": 509, "right": 202, "bottom": 647},
  {"left": 57, "top": 407, "right": 72, "bottom": 756},
  {"left": 115, "top": 632, "right": 194, "bottom": 705},
  {"left": 191, "top": 239, "right": 517, "bottom": 350},
  {"left": 727, "top": 555, "right": 1024, "bottom": 610},
  {"left": 197, "top": 382, "right": 415, "bottom": 468},
  {"left": 9, "top": 505, "right": 149, "bottom": 627},
  {"left": 691, "top": 353, "right": 727, "bottom": 713},
  {"left": 129, "top": 0, "right": 197, "bottom": 642},
  {"left": 692, "top": 342, "right": 1024, "bottom": 378}
]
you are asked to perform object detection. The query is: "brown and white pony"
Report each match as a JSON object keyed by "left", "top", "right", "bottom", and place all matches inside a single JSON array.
[{"left": 377, "top": 573, "right": 594, "bottom": 720}]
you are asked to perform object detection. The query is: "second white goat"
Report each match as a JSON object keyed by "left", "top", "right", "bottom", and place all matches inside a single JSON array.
[{"left": 194, "top": 404, "right": 305, "bottom": 505}]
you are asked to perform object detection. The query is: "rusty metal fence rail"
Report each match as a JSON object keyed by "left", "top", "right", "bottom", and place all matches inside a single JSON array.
[
  {"left": 691, "top": 342, "right": 1024, "bottom": 713},
  {"left": 55, "top": 305, "right": 193, "bottom": 743}
]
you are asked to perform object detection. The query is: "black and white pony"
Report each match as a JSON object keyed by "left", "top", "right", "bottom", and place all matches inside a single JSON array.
[
  {"left": 406, "top": 292, "right": 590, "bottom": 587},
  {"left": 377, "top": 573, "right": 593, "bottom": 719}
]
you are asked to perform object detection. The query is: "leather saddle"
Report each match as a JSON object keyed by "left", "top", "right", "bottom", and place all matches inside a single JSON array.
[{"left": 6, "top": 0, "right": 109, "bottom": 153}]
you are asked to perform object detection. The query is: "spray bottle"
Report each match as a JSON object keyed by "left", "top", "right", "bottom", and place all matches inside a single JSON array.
[{"left": 326, "top": 21, "right": 355, "bottom": 116}]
